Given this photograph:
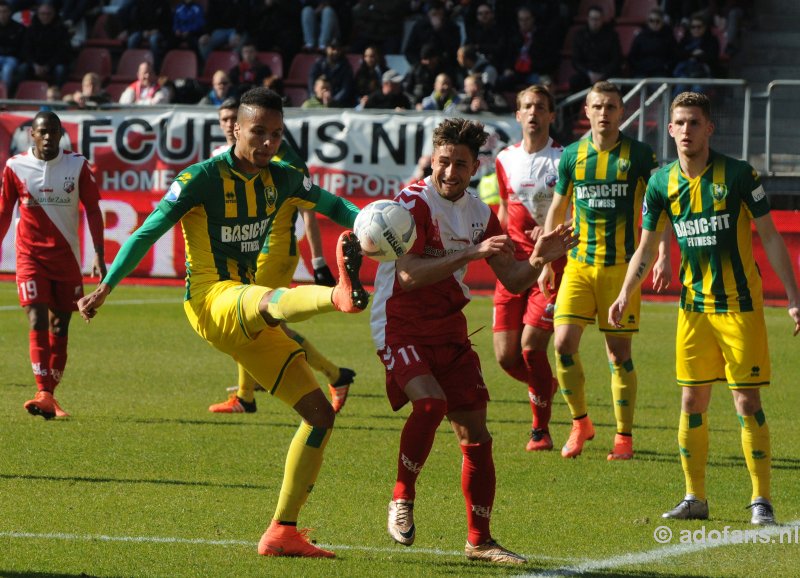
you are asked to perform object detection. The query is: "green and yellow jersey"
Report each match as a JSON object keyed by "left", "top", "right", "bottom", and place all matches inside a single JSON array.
[
  {"left": 262, "top": 142, "right": 311, "bottom": 260},
  {"left": 555, "top": 133, "right": 657, "bottom": 266},
  {"left": 103, "top": 148, "right": 358, "bottom": 299},
  {"left": 642, "top": 151, "right": 769, "bottom": 313}
]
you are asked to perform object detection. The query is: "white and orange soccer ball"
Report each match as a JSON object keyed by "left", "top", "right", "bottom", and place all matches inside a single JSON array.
[{"left": 353, "top": 200, "right": 417, "bottom": 262}]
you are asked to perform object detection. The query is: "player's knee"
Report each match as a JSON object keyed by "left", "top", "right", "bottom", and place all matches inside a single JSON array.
[
  {"left": 411, "top": 397, "right": 448, "bottom": 424},
  {"left": 306, "top": 401, "right": 336, "bottom": 429},
  {"left": 495, "top": 352, "right": 520, "bottom": 372},
  {"left": 257, "top": 291, "right": 281, "bottom": 327}
]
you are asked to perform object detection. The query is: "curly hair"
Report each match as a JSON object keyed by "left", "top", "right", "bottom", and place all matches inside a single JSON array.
[
  {"left": 432, "top": 117, "right": 488, "bottom": 160},
  {"left": 671, "top": 91, "right": 711, "bottom": 120}
]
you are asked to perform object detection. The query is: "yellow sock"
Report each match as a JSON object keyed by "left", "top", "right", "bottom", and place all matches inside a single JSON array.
[
  {"left": 739, "top": 410, "right": 771, "bottom": 501},
  {"left": 274, "top": 421, "right": 332, "bottom": 523},
  {"left": 610, "top": 359, "right": 637, "bottom": 435},
  {"left": 678, "top": 411, "right": 708, "bottom": 500},
  {"left": 236, "top": 363, "right": 257, "bottom": 403},
  {"left": 291, "top": 333, "right": 340, "bottom": 383},
  {"left": 557, "top": 352, "right": 586, "bottom": 418},
  {"left": 265, "top": 286, "right": 334, "bottom": 323}
]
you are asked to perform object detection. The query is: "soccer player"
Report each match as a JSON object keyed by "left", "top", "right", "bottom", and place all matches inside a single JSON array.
[
  {"left": 541, "top": 81, "right": 671, "bottom": 460},
  {"left": 77, "top": 88, "right": 369, "bottom": 558},
  {"left": 493, "top": 84, "right": 564, "bottom": 451},
  {"left": 208, "top": 98, "right": 355, "bottom": 414},
  {"left": 372, "top": 117, "right": 577, "bottom": 563},
  {"left": 0, "top": 110, "right": 106, "bottom": 419},
  {"left": 610, "top": 91, "right": 800, "bottom": 525}
]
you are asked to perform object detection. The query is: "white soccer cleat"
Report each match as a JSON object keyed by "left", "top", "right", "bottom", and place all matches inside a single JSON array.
[
  {"left": 662, "top": 496, "right": 709, "bottom": 520},
  {"left": 388, "top": 499, "right": 415, "bottom": 546},
  {"left": 748, "top": 497, "right": 775, "bottom": 525}
]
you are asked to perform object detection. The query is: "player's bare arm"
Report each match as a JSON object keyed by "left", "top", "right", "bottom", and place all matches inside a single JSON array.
[
  {"left": 395, "top": 234, "right": 514, "bottom": 291},
  {"left": 539, "top": 192, "right": 570, "bottom": 297},
  {"left": 651, "top": 226, "right": 673, "bottom": 293},
  {"left": 77, "top": 283, "right": 112, "bottom": 322},
  {"left": 753, "top": 213, "right": 800, "bottom": 336},
  {"left": 490, "top": 224, "right": 577, "bottom": 294},
  {"left": 609, "top": 228, "right": 661, "bottom": 327}
]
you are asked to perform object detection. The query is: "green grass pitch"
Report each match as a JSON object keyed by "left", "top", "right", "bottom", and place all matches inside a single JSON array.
[{"left": 1, "top": 280, "right": 799, "bottom": 577}]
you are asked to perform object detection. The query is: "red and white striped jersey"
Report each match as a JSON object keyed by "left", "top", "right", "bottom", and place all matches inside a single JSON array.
[
  {"left": 0, "top": 148, "right": 102, "bottom": 277},
  {"left": 495, "top": 137, "right": 562, "bottom": 257},
  {"left": 370, "top": 177, "right": 503, "bottom": 350}
]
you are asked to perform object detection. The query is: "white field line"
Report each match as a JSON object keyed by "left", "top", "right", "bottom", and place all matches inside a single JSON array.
[
  {"left": 517, "top": 520, "right": 800, "bottom": 577},
  {"left": 0, "top": 531, "right": 576, "bottom": 562},
  {"left": 0, "top": 299, "right": 180, "bottom": 312}
]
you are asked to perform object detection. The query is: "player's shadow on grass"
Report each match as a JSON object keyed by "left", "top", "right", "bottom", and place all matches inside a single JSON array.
[
  {"left": 634, "top": 450, "right": 800, "bottom": 470},
  {"left": 0, "top": 472, "right": 269, "bottom": 491},
  {"left": 124, "top": 416, "right": 406, "bottom": 433},
  {"left": 0, "top": 572, "right": 112, "bottom": 578}
]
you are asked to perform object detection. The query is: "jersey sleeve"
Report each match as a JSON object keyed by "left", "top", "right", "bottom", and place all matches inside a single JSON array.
[
  {"left": 642, "top": 170, "right": 667, "bottom": 231},
  {"left": 739, "top": 163, "right": 770, "bottom": 219},
  {"left": 157, "top": 165, "right": 205, "bottom": 221},
  {"left": 485, "top": 209, "right": 504, "bottom": 239},
  {"left": 78, "top": 159, "right": 105, "bottom": 250},
  {"left": 0, "top": 164, "right": 20, "bottom": 240},
  {"left": 397, "top": 190, "right": 429, "bottom": 256},
  {"left": 554, "top": 146, "right": 574, "bottom": 197},
  {"left": 495, "top": 155, "right": 510, "bottom": 201}
]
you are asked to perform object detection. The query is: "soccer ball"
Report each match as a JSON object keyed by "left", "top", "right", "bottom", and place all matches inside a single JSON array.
[{"left": 353, "top": 200, "right": 417, "bottom": 262}]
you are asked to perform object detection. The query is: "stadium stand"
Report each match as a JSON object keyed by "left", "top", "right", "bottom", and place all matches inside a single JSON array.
[
  {"left": 201, "top": 50, "right": 240, "bottom": 85},
  {"left": 70, "top": 47, "right": 113, "bottom": 83},
  {"left": 159, "top": 49, "right": 199, "bottom": 81},
  {"left": 257, "top": 52, "right": 283, "bottom": 79},
  {"left": 112, "top": 49, "right": 155, "bottom": 84}
]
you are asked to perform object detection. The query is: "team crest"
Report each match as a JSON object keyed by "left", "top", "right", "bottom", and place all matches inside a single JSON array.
[
  {"left": 545, "top": 173, "right": 558, "bottom": 188},
  {"left": 471, "top": 226, "right": 485, "bottom": 244},
  {"left": 711, "top": 183, "right": 728, "bottom": 201},
  {"left": 617, "top": 158, "right": 630, "bottom": 173},
  {"left": 265, "top": 184, "right": 278, "bottom": 207},
  {"left": 63, "top": 178, "right": 75, "bottom": 194}
]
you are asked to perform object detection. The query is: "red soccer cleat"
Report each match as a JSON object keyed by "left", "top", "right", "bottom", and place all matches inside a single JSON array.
[
  {"left": 24, "top": 391, "right": 57, "bottom": 420},
  {"left": 331, "top": 231, "right": 369, "bottom": 313},
  {"left": 258, "top": 521, "right": 335, "bottom": 558}
]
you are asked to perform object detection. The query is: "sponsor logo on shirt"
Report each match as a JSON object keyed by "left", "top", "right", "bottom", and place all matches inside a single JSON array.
[
  {"left": 752, "top": 185, "right": 766, "bottom": 202},
  {"left": 164, "top": 181, "right": 181, "bottom": 202}
]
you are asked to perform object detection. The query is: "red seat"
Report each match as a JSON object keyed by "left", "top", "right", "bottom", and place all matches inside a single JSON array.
[
  {"left": 617, "top": 0, "right": 659, "bottom": 25},
  {"left": 283, "top": 86, "right": 308, "bottom": 107},
  {"left": 61, "top": 81, "right": 81, "bottom": 96},
  {"left": 84, "top": 14, "right": 124, "bottom": 50},
  {"left": 257, "top": 51, "right": 283, "bottom": 79},
  {"left": 575, "top": 0, "right": 616, "bottom": 22},
  {"left": 616, "top": 25, "right": 641, "bottom": 57},
  {"left": 113, "top": 49, "right": 154, "bottom": 83},
  {"left": 285, "top": 53, "right": 318, "bottom": 88},
  {"left": 105, "top": 82, "right": 129, "bottom": 102},
  {"left": 201, "top": 50, "right": 240, "bottom": 84},
  {"left": 14, "top": 80, "right": 48, "bottom": 100},
  {"left": 70, "top": 47, "right": 113, "bottom": 82},
  {"left": 159, "top": 49, "right": 198, "bottom": 80}
]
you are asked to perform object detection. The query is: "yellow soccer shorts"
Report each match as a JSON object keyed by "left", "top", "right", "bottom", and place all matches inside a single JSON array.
[
  {"left": 554, "top": 260, "right": 640, "bottom": 334},
  {"left": 676, "top": 308, "right": 770, "bottom": 388},
  {"left": 255, "top": 252, "right": 299, "bottom": 288},
  {"left": 183, "top": 280, "right": 318, "bottom": 406}
]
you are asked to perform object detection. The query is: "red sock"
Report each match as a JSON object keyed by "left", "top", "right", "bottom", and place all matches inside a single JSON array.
[
  {"left": 49, "top": 333, "right": 68, "bottom": 391},
  {"left": 500, "top": 357, "right": 528, "bottom": 384},
  {"left": 393, "top": 398, "right": 447, "bottom": 501},
  {"left": 523, "top": 349, "right": 554, "bottom": 430},
  {"left": 29, "top": 330, "right": 53, "bottom": 392},
  {"left": 461, "top": 440, "right": 495, "bottom": 546}
]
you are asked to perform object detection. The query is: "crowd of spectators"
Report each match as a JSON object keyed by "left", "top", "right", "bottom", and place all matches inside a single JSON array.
[{"left": 0, "top": 0, "right": 753, "bottom": 111}]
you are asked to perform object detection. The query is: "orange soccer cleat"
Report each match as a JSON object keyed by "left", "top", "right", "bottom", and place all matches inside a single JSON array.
[
  {"left": 23, "top": 391, "right": 57, "bottom": 420},
  {"left": 561, "top": 416, "right": 595, "bottom": 458},
  {"left": 607, "top": 433, "right": 634, "bottom": 461},
  {"left": 258, "top": 521, "right": 335, "bottom": 558},
  {"left": 331, "top": 231, "right": 369, "bottom": 313},
  {"left": 328, "top": 368, "right": 355, "bottom": 413},
  {"left": 208, "top": 394, "right": 257, "bottom": 414}
]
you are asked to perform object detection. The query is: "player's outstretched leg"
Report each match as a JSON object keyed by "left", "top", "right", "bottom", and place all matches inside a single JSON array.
[{"left": 332, "top": 231, "right": 369, "bottom": 312}]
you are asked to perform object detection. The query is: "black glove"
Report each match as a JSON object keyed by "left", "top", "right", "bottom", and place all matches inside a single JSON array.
[{"left": 314, "top": 264, "right": 336, "bottom": 286}]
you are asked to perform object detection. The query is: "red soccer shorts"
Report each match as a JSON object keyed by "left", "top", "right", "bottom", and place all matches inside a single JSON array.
[
  {"left": 493, "top": 265, "right": 562, "bottom": 333},
  {"left": 16, "top": 259, "right": 83, "bottom": 311},
  {"left": 378, "top": 340, "right": 489, "bottom": 412}
]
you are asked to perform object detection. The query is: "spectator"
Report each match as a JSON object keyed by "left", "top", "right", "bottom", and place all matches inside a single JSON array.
[
  {"left": 19, "top": 1, "right": 71, "bottom": 87},
  {"left": 353, "top": 44, "right": 385, "bottom": 101},
  {"left": 45, "top": 84, "right": 61, "bottom": 101},
  {"left": 465, "top": 3, "right": 504, "bottom": 71},
  {"left": 404, "top": 42, "right": 449, "bottom": 107},
  {"left": 171, "top": 0, "right": 205, "bottom": 52},
  {"left": 403, "top": 1, "right": 461, "bottom": 71},
  {"left": 496, "top": 5, "right": 560, "bottom": 93},
  {"left": 229, "top": 42, "right": 272, "bottom": 97},
  {"left": 673, "top": 13, "right": 721, "bottom": 95},
  {"left": 119, "top": 61, "right": 171, "bottom": 105},
  {"left": 569, "top": 4, "right": 622, "bottom": 93},
  {"left": 60, "top": 0, "right": 97, "bottom": 33},
  {"left": 0, "top": 0, "right": 24, "bottom": 94},
  {"left": 362, "top": 68, "right": 412, "bottom": 110},
  {"left": 301, "top": 1, "right": 341, "bottom": 52},
  {"left": 455, "top": 73, "right": 509, "bottom": 115},
  {"left": 350, "top": 0, "right": 407, "bottom": 55},
  {"left": 307, "top": 39, "right": 355, "bottom": 107},
  {"left": 418, "top": 72, "right": 460, "bottom": 112},
  {"left": 198, "top": 0, "right": 247, "bottom": 62},
  {"left": 455, "top": 44, "right": 498, "bottom": 91},
  {"left": 302, "top": 75, "right": 332, "bottom": 108},
  {"left": 125, "top": 0, "right": 171, "bottom": 69},
  {"left": 198, "top": 69, "right": 233, "bottom": 105},
  {"left": 63, "top": 71, "right": 112, "bottom": 107},
  {"left": 247, "top": 0, "right": 302, "bottom": 66},
  {"left": 628, "top": 7, "right": 679, "bottom": 78}
]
